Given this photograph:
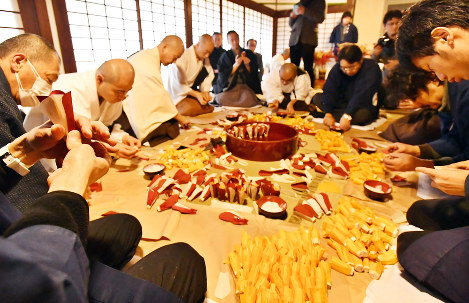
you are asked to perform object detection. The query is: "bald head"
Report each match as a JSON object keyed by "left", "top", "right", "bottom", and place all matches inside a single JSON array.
[
  {"left": 158, "top": 35, "right": 185, "bottom": 66},
  {"left": 96, "top": 59, "right": 134, "bottom": 103},
  {"left": 279, "top": 63, "right": 297, "bottom": 85},
  {"left": 195, "top": 34, "right": 214, "bottom": 60}
]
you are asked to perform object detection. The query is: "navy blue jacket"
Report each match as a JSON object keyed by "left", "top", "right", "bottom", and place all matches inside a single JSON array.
[
  {"left": 419, "top": 80, "right": 469, "bottom": 165},
  {"left": 322, "top": 58, "right": 382, "bottom": 115},
  {"left": 0, "top": 164, "right": 181, "bottom": 302},
  {"left": 329, "top": 23, "right": 358, "bottom": 55},
  {"left": 0, "top": 68, "right": 49, "bottom": 212}
]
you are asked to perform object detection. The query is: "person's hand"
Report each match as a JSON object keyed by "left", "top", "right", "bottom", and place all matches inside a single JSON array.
[
  {"left": 323, "top": 113, "right": 335, "bottom": 128},
  {"left": 193, "top": 91, "right": 208, "bottom": 105},
  {"left": 242, "top": 55, "right": 250, "bottom": 66},
  {"left": 175, "top": 113, "right": 191, "bottom": 129},
  {"left": 8, "top": 122, "right": 68, "bottom": 166},
  {"left": 201, "top": 91, "right": 212, "bottom": 103},
  {"left": 105, "top": 142, "right": 138, "bottom": 159},
  {"left": 48, "top": 130, "right": 111, "bottom": 196},
  {"left": 290, "top": 11, "right": 297, "bottom": 18},
  {"left": 384, "top": 153, "right": 433, "bottom": 171},
  {"left": 373, "top": 44, "right": 383, "bottom": 57},
  {"left": 74, "top": 114, "right": 116, "bottom": 146},
  {"left": 234, "top": 55, "right": 244, "bottom": 67},
  {"left": 383, "top": 142, "right": 420, "bottom": 156},
  {"left": 416, "top": 167, "right": 469, "bottom": 196},
  {"left": 448, "top": 160, "right": 469, "bottom": 170},
  {"left": 122, "top": 133, "right": 141, "bottom": 148},
  {"left": 339, "top": 116, "right": 351, "bottom": 131},
  {"left": 268, "top": 100, "right": 280, "bottom": 111},
  {"left": 286, "top": 102, "right": 295, "bottom": 116}
]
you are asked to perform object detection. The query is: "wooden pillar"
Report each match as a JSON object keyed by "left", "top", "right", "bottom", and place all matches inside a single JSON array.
[
  {"left": 184, "top": 0, "right": 193, "bottom": 47},
  {"left": 135, "top": 0, "right": 144, "bottom": 50},
  {"left": 272, "top": 17, "right": 278, "bottom": 57},
  {"left": 18, "top": 0, "right": 53, "bottom": 45},
  {"left": 51, "top": 0, "right": 77, "bottom": 73}
]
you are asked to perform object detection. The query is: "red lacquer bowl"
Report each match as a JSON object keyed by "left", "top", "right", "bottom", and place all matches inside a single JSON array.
[
  {"left": 225, "top": 122, "right": 299, "bottom": 161},
  {"left": 256, "top": 196, "right": 287, "bottom": 219},
  {"left": 363, "top": 180, "right": 392, "bottom": 201}
]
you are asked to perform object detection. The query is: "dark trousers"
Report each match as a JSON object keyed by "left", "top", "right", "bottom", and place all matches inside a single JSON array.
[
  {"left": 290, "top": 43, "right": 316, "bottom": 84},
  {"left": 87, "top": 217, "right": 207, "bottom": 302},
  {"left": 114, "top": 111, "right": 180, "bottom": 146},
  {"left": 125, "top": 242, "right": 207, "bottom": 303},
  {"left": 397, "top": 197, "right": 469, "bottom": 303},
  {"left": 87, "top": 214, "right": 142, "bottom": 270},
  {"left": 279, "top": 94, "right": 315, "bottom": 112},
  {"left": 312, "top": 93, "right": 378, "bottom": 125}
]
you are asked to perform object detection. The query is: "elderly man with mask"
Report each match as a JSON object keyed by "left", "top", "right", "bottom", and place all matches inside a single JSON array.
[
  {"left": 25, "top": 59, "right": 140, "bottom": 159},
  {"left": 166, "top": 34, "right": 215, "bottom": 117},
  {"left": 123, "top": 35, "right": 190, "bottom": 144},
  {"left": 262, "top": 63, "right": 312, "bottom": 115},
  {"left": 0, "top": 33, "right": 113, "bottom": 211}
]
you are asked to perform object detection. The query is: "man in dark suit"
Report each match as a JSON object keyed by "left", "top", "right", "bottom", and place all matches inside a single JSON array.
[{"left": 289, "top": 0, "right": 326, "bottom": 85}]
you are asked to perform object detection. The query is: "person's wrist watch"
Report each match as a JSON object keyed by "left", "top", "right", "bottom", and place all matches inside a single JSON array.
[
  {"left": 342, "top": 114, "right": 352, "bottom": 121},
  {"left": 0, "top": 144, "right": 30, "bottom": 176}
]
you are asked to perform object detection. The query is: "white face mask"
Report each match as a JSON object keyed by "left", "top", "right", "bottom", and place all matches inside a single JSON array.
[{"left": 15, "top": 60, "right": 52, "bottom": 107}]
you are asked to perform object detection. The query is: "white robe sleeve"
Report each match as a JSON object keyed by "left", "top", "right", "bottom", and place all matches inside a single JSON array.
[
  {"left": 291, "top": 74, "right": 312, "bottom": 101},
  {"left": 124, "top": 48, "right": 178, "bottom": 141},
  {"left": 262, "top": 72, "right": 285, "bottom": 104},
  {"left": 200, "top": 60, "right": 215, "bottom": 93},
  {"left": 167, "top": 53, "right": 193, "bottom": 105}
]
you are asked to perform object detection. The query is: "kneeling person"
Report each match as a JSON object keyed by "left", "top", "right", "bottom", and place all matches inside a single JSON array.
[
  {"left": 167, "top": 34, "right": 215, "bottom": 117},
  {"left": 313, "top": 44, "right": 382, "bottom": 131},
  {"left": 262, "top": 63, "right": 313, "bottom": 115}
]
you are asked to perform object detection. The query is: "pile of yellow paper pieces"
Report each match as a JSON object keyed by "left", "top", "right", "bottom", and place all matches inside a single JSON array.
[
  {"left": 322, "top": 197, "right": 398, "bottom": 279},
  {"left": 341, "top": 153, "right": 386, "bottom": 185},
  {"left": 314, "top": 129, "right": 351, "bottom": 152},
  {"left": 228, "top": 228, "right": 330, "bottom": 303},
  {"left": 157, "top": 146, "right": 209, "bottom": 172}
]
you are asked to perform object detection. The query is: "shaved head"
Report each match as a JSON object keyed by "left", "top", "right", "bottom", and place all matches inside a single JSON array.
[
  {"left": 158, "top": 35, "right": 185, "bottom": 65},
  {"left": 97, "top": 59, "right": 134, "bottom": 86},
  {"left": 279, "top": 63, "right": 297, "bottom": 85},
  {"left": 195, "top": 34, "right": 214, "bottom": 60},
  {"left": 96, "top": 59, "right": 134, "bottom": 103}
]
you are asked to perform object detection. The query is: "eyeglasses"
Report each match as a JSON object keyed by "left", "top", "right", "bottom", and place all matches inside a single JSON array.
[{"left": 340, "top": 63, "right": 360, "bottom": 73}]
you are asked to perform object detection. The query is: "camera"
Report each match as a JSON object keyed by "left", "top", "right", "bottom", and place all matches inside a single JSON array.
[{"left": 377, "top": 36, "right": 393, "bottom": 48}]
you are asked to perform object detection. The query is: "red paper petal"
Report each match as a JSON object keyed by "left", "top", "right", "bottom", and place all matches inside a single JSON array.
[
  {"left": 146, "top": 187, "right": 159, "bottom": 208},
  {"left": 158, "top": 194, "right": 179, "bottom": 211},
  {"left": 89, "top": 182, "right": 102, "bottom": 192},
  {"left": 101, "top": 211, "right": 118, "bottom": 216},
  {"left": 212, "top": 163, "right": 227, "bottom": 170},
  {"left": 292, "top": 171, "right": 307, "bottom": 177},
  {"left": 292, "top": 182, "right": 308, "bottom": 190},
  {"left": 171, "top": 202, "right": 197, "bottom": 214},
  {"left": 219, "top": 212, "right": 248, "bottom": 225},
  {"left": 314, "top": 165, "right": 327, "bottom": 174},
  {"left": 294, "top": 204, "right": 317, "bottom": 221},
  {"left": 62, "top": 91, "right": 76, "bottom": 131}
]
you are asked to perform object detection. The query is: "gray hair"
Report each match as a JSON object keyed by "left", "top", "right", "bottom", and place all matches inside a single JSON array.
[{"left": 0, "top": 33, "right": 60, "bottom": 63}]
